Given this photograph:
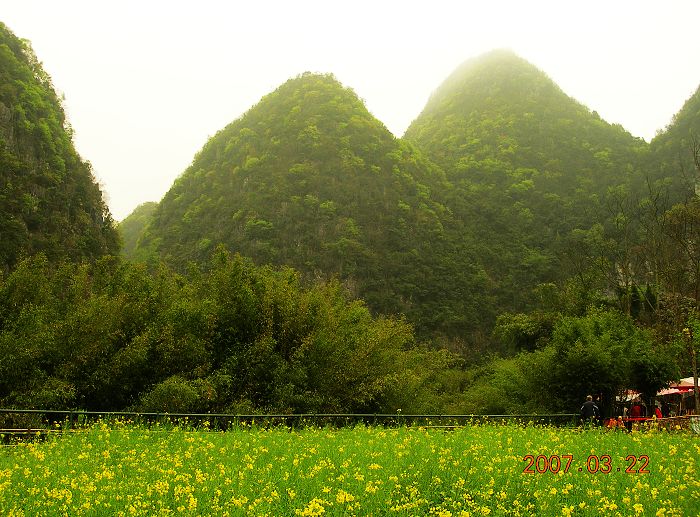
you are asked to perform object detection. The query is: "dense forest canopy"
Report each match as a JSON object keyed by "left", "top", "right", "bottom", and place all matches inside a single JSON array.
[
  {"left": 0, "top": 251, "right": 457, "bottom": 414},
  {"left": 3, "top": 19, "right": 700, "bottom": 414},
  {"left": 650, "top": 84, "right": 700, "bottom": 197},
  {"left": 0, "top": 22, "right": 119, "bottom": 272}
]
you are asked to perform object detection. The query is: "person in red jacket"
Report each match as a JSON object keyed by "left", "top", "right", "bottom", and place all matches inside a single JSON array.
[
  {"left": 654, "top": 405, "right": 663, "bottom": 419},
  {"left": 629, "top": 400, "right": 644, "bottom": 419}
]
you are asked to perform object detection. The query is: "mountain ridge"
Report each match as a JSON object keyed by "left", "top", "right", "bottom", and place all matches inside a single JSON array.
[
  {"left": 135, "top": 72, "right": 492, "bottom": 337},
  {"left": 122, "top": 50, "right": 700, "bottom": 341}
]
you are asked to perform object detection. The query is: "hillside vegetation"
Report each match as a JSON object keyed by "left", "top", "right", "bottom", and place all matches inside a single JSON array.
[
  {"left": 0, "top": 22, "right": 119, "bottom": 272},
  {"left": 404, "top": 50, "right": 649, "bottom": 316},
  {"left": 136, "top": 73, "right": 493, "bottom": 339},
  {"left": 0, "top": 251, "right": 455, "bottom": 413},
  {"left": 130, "top": 51, "right": 677, "bottom": 347},
  {"left": 650, "top": 83, "right": 700, "bottom": 196},
  {"left": 119, "top": 201, "right": 156, "bottom": 260}
]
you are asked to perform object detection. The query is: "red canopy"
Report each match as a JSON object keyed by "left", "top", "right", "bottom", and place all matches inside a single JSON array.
[
  {"left": 657, "top": 377, "right": 697, "bottom": 396},
  {"left": 658, "top": 387, "right": 692, "bottom": 396}
]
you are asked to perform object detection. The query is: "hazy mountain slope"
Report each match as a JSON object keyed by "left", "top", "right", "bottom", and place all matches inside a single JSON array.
[
  {"left": 138, "top": 73, "right": 492, "bottom": 337},
  {"left": 118, "top": 201, "right": 157, "bottom": 260},
  {"left": 0, "top": 22, "right": 119, "bottom": 271},
  {"left": 404, "top": 50, "right": 648, "bottom": 311},
  {"left": 650, "top": 84, "right": 700, "bottom": 196}
]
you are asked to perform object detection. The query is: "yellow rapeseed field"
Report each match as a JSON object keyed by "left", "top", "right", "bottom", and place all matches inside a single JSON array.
[{"left": 0, "top": 421, "right": 697, "bottom": 516}]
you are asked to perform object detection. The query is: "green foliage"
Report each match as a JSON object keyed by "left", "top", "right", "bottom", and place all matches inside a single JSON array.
[
  {"left": 547, "top": 309, "right": 642, "bottom": 406},
  {"left": 4, "top": 39, "right": 699, "bottom": 413},
  {"left": 129, "top": 50, "right": 700, "bottom": 351},
  {"left": 138, "top": 376, "right": 202, "bottom": 413},
  {"left": 462, "top": 308, "right": 679, "bottom": 414},
  {"left": 650, "top": 84, "right": 700, "bottom": 198},
  {"left": 492, "top": 311, "right": 557, "bottom": 354},
  {"left": 0, "top": 250, "right": 456, "bottom": 413},
  {"left": 0, "top": 23, "right": 119, "bottom": 271},
  {"left": 459, "top": 347, "right": 555, "bottom": 414}
]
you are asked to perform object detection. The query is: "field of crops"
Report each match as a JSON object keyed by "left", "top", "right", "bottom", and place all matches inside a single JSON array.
[{"left": 0, "top": 421, "right": 698, "bottom": 516}]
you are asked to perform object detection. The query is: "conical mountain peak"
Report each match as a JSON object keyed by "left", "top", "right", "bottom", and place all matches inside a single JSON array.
[
  {"left": 402, "top": 50, "right": 646, "bottom": 326},
  {"left": 412, "top": 50, "right": 561, "bottom": 126},
  {"left": 137, "top": 72, "right": 484, "bottom": 337},
  {"left": 405, "top": 49, "right": 642, "bottom": 176}
]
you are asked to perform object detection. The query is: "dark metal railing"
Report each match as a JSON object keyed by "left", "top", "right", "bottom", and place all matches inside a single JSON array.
[{"left": 0, "top": 408, "right": 579, "bottom": 436}]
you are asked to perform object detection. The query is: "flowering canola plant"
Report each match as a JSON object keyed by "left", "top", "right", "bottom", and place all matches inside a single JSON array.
[{"left": 0, "top": 420, "right": 697, "bottom": 516}]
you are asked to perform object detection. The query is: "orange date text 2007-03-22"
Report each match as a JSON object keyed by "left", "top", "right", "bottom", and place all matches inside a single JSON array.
[{"left": 522, "top": 454, "right": 650, "bottom": 474}]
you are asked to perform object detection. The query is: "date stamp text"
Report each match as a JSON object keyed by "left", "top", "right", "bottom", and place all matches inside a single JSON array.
[{"left": 522, "top": 454, "right": 649, "bottom": 474}]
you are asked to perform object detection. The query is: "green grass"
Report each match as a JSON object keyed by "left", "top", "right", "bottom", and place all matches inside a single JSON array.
[{"left": 0, "top": 421, "right": 697, "bottom": 516}]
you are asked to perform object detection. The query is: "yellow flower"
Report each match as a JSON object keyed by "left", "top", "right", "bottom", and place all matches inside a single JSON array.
[
  {"left": 336, "top": 489, "right": 355, "bottom": 504},
  {"left": 295, "top": 498, "right": 327, "bottom": 516}
]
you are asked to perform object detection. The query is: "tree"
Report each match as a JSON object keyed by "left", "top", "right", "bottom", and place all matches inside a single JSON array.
[
  {"left": 682, "top": 322, "right": 700, "bottom": 413},
  {"left": 640, "top": 139, "right": 700, "bottom": 404},
  {"left": 547, "top": 308, "right": 676, "bottom": 415}
]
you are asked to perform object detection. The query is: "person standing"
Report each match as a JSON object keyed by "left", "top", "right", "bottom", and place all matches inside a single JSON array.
[
  {"left": 627, "top": 398, "right": 644, "bottom": 432},
  {"left": 629, "top": 399, "right": 644, "bottom": 419},
  {"left": 661, "top": 400, "right": 670, "bottom": 418},
  {"left": 580, "top": 395, "right": 600, "bottom": 427}
]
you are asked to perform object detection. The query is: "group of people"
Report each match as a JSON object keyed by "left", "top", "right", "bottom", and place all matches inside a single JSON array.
[{"left": 579, "top": 394, "right": 665, "bottom": 430}]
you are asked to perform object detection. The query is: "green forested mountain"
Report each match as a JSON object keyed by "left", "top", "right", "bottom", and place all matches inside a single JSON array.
[
  {"left": 404, "top": 49, "right": 648, "bottom": 314},
  {"left": 650, "top": 84, "right": 700, "bottom": 197},
  {"left": 137, "top": 73, "right": 493, "bottom": 338},
  {"left": 132, "top": 53, "right": 673, "bottom": 343},
  {"left": 0, "top": 23, "right": 119, "bottom": 271},
  {"left": 118, "top": 201, "right": 156, "bottom": 260}
]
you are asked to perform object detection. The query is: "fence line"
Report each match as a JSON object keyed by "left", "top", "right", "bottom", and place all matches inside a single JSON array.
[{"left": 0, "top": 408, "right": 578, "bottom": 434}]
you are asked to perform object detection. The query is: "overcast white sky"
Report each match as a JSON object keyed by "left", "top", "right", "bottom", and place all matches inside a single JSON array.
[{"left": 4, "top": 1, "right": 700, "bottom": 220}]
